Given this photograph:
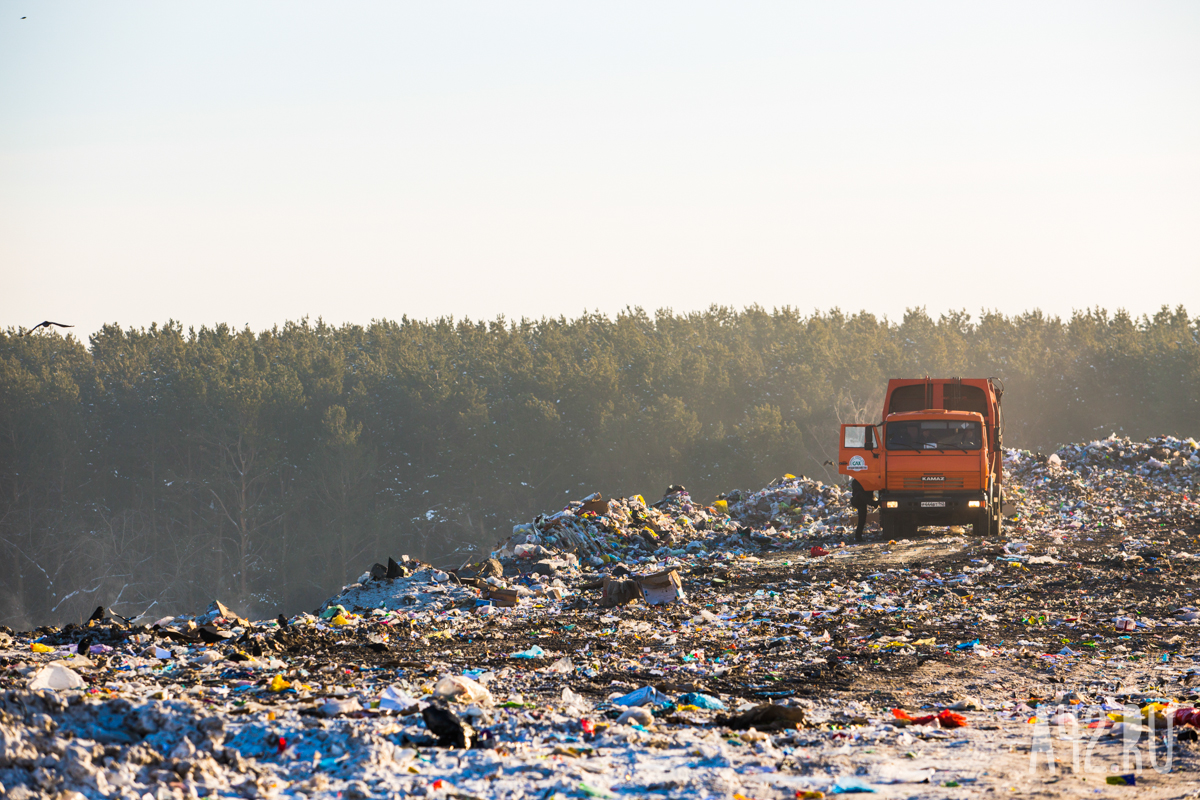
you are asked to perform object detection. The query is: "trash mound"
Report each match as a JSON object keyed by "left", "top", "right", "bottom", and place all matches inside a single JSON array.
[
  {"left": 2, "top": 438, "right": 1200, "bottom": 800},
  {"left": 469, "top": 478, "right": 852, "bottom": 612},
  {"left": 493, "top": 487, "right": 735, "bottom": 566},
  {"left": 325, "top": 561, "right": 480, "bottom": 616},
  {"left": 1047, "top": 433, "right": 1199, "bottom": 493},
  {"left": 491, "top": 477, "right": 850, "bottom": 569},
  {"left": 1006, "top": 439, "right": 1200, "bottom": 536},
  {"left": 722, "top": 473, "right": 850, "bottom": 533}
]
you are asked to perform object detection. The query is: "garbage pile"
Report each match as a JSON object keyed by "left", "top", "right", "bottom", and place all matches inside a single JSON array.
[
  {"left": 722, "top": 474, "right": 851, "bottom": 535},
  {"left": 493, "top": 487, "right": 733, "bottom": 567},
  {"left": 491, "top": 477, "right": 851, "bottom": 572},
  {"left": 2, "top": 436, "right": 1200, "bottom": 800},
  {"left": 1048, "top": 433, "right": 1200, "bottom": 494},
  {"left": 326, "top": 557, "right": 482, "bottom": 616}
]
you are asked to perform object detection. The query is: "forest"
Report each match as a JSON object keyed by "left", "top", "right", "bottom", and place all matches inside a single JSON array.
[{"left": 1, "top": 305, "right": 1197, "bottom": 629}]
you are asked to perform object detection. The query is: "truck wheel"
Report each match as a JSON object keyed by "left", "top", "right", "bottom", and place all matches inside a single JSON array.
[
  {"left": 992, "top": 508, "right": 1003, "bottom": 537},
  {"left": 881, "top": 513, "right": 897, "bottom": 539},
  {"left": 973, "top": 510, "right": 993, "bottom": 536}
]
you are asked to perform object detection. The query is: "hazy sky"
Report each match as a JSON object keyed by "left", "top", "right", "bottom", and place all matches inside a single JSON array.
[{"left": 2, "top": 2, "right": 1198, "bottom": 339}]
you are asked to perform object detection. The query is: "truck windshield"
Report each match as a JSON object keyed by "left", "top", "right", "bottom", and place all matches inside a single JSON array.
[{"left": 887, "top": 420, "right": 982, "bottom": 451}]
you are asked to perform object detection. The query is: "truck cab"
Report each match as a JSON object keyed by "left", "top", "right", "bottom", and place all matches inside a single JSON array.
[{"left": 838, "top": 377, "right": 1004, "bottom": 537}]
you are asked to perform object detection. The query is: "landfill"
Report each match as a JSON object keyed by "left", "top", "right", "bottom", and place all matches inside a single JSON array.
[{"left": 2, "top": 435, "right": 1199, "bottom": 799}]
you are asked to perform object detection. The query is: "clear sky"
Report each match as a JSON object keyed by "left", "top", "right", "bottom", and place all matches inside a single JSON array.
[{"left": 2, "top": 2, "right": 1197, "bottom": 339}]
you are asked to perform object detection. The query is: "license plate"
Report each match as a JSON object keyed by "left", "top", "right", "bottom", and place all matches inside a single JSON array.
[{"left": 921, "top": 501, "right": 946, "bottom": 508}]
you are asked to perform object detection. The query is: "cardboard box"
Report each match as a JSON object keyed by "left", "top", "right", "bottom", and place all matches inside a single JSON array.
[
  {"left": 579, "top": 496, "right": 610, "bottom": 516},
  {"left": 485, "top": 587, "right": 519, "bottom": 607},
  {"left": 636, "top": 569, "right": 686, "bottom": 605}
]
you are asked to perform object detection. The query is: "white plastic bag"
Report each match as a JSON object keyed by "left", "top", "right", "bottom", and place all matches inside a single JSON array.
[
  {"left": 28, "top": 664, "right": 85, "bottom": 691},
  {"left": 433, "top": 675, "right": 494, "bottom": 706}
]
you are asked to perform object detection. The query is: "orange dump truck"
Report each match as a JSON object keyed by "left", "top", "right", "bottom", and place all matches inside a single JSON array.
[{"left": 838, "top": 377, "right": 1005, "bottom": 537}]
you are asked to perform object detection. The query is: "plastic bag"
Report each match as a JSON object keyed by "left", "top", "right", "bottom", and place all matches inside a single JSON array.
[
  {"left": 616, "top": 707, "right": 653, "bottom": 726},
  {"left": 509, "top": 645, "right": 545, "bottom": 659},
  {"left": 676, "top": 692, "right": 724, "bottom": 710},
  {"left": 28, "top": 664, "right": 84, "bottom": 691},
  {"left": 612, "top": 686, "right": 670, "bottom": 707},
  {"left": 547, "top": 656, "right": 574, "bottom": 673},
  {"left": 433, "top": 675, "right": 494, "bottom": 706}
]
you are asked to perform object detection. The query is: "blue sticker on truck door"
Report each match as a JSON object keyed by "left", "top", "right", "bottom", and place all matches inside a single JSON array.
[{"left": 847, "top": 455, "right": 867, "bottom": 471}]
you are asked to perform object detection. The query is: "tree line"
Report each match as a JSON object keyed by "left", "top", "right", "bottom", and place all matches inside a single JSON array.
[{"left": 1, "top": 305, "right": 1196, "bottom": 628}]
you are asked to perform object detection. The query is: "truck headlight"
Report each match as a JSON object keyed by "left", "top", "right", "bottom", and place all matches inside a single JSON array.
[
  {"left": 967, "top": 500, "right": 983, "bottom": 508},
  {"left": 885, "top": 501, "right": 899, "bottom": 508}
]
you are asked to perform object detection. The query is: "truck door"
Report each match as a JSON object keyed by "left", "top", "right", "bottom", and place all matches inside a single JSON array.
[{"left": 839, "top": 424, "right": 884, "bottom": 491}]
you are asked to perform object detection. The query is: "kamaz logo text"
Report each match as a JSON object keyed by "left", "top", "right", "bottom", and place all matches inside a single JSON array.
[{"left": 922, "top": 476, "right": 945, "bottom": 481}]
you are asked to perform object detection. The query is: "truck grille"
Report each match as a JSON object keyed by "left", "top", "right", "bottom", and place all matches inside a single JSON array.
[{"left": 891, "top": 472, "right": 980, "bottom": 491}]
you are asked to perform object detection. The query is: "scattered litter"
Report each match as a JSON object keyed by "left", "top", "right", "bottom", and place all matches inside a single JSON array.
[{"left": 2, "top": 436, "right": 1198, "bottom": 798}]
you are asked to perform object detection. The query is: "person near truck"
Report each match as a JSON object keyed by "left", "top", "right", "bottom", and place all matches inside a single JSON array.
[{"left": 850, "top": 478, "right": 879, "bottom": 542}]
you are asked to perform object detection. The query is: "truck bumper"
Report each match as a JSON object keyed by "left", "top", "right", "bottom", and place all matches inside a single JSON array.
[{"left": 879, "top": 490, "right": 989, "bottom": 520}]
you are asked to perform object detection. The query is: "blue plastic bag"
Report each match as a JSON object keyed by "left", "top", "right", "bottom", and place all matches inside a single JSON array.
[
  {"left": 509, "top": 645, "right": 545, "bottom": 659},
  {"left": 613, "top": 686, "right": 671, "bottom": 707},
  {"left": 831, "top": 776, "right": 877, "bottom": 794},
  {"left": 676, "top": 692, "right": 725, "bottom": 710}
]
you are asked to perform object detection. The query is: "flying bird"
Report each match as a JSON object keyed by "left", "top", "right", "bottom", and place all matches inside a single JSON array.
[{"left": 24, "top": 321, "right": 74, "bottom": 335}]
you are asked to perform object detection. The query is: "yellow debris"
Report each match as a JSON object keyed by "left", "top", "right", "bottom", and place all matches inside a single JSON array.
[{"left": 268, "top": 675, "right": 292, "bottom": 692}]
